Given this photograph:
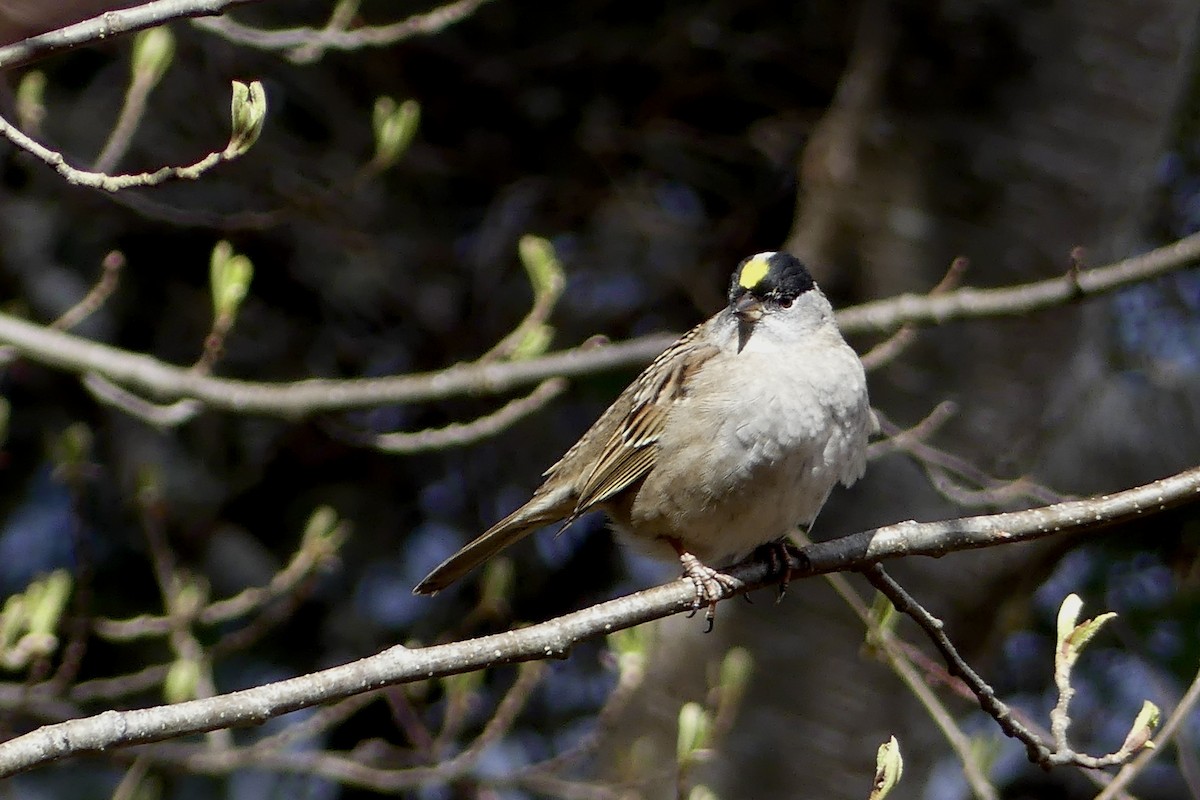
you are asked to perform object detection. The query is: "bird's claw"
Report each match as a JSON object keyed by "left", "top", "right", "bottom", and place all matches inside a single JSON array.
[
  {"left": 678, "top": 552, "right": 742, "bottom": 632},
  {"left": 755, "top": 540, "right": 801, "bottom": 603}
]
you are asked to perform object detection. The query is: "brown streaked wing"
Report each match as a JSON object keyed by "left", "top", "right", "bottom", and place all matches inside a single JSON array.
[{"left": 570, "top": 325, "right": 718, "bottom": 513}]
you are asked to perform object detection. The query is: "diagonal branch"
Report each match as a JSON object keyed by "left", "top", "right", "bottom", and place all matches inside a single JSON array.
[
  {"left": 0, "top": 0, "right": 263, "bottom": 70},
  {"left": 838, "top": 231, "right": 1200, "bottom": 334},
  {"left": 0, "top": 464, "right": 1197, "bottom": 778}
]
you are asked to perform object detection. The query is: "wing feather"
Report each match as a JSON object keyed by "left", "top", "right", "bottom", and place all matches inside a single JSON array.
[{"left": 570, "top": 325, "right": 719, "bottom": 513}]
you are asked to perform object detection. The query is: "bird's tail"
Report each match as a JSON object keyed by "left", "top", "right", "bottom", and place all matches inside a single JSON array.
[{"left": 412, "top": 489, "right": 571, "bottom": 595}]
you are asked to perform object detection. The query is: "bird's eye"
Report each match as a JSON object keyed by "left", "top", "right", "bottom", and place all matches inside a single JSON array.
[{"left": 779, "top": 297, "right": 793, "bottom": 308}]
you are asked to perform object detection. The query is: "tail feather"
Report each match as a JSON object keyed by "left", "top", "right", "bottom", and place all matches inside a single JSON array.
[{"left": 412, "top": 491, "right": 570, "bottom": 595}]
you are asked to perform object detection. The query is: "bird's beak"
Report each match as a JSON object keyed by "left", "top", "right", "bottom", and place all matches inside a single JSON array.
[
  {"left": 733, "top": 295, "right": 763, "bottom": 352},
  {"left": 733, "top": 294, "right": 764, "bottom": 324}
]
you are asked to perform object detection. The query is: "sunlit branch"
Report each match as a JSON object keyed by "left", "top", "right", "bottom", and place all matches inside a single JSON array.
[{"left": 0, "top": 464, "right": 1195, "bottom": 777}]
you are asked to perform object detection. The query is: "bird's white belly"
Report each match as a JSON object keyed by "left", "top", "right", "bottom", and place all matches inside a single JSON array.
[{"left": 619, "top": 347, "right": 860, "bottom": 565}]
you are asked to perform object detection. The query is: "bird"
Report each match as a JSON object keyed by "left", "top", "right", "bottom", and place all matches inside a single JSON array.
[{"left": 413, "top": 251, "right": 872, "bottom": 616}]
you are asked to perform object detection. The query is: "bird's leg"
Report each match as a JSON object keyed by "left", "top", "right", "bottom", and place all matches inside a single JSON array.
[
  {"left": 670, "top": 540, "right": 742, "bottom": 630},
  {"left": 754, "top": 539, "right": 804, "bottom": 603}
]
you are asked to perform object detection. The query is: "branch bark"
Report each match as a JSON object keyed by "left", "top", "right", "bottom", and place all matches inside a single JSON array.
[
  {"left": 1, "top": 463, "right": 1196, "bottom": 778},
  {"left": 1, "top": 231, "right": 1198, "bottom": 419},
  {"left": 0, "top": 0, "right": 262, "bottom": 70}
]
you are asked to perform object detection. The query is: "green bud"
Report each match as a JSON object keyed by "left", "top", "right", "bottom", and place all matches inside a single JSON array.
[
  {"left": 53, "top": 423, "right": 93, "bottom": 472},
  {"left": 15, "top": 70, "right": 46, "bottom": 132},
  {"left": 509, "top": 323, "right": 554, "bottom": 360},
  {"left": 517, "top": 235, "right": 565, "bottom": 304},
  {"left": 302, "top": 505, "right": 347, "bottom": 558},
  {"left": 372, "top": 97, "right": 420, "bottom": 169},
  {"left": 688, "top": 786, "right": 719, "bottom": 800},
  {"left": 226, "top": 80, "right": 267, "bottom": 157},
  {"left": 441, "top": 669, "right": 483, "bottom": 703},
  {"left": 163, "top": 657, "right": 201, "bottom": 703},
  {"left": 1056, "top": 594, "right": 1115, "bottom": 669},
  {"left": 0, "top": 594, "right": 26, "bottom": 653},
  {"left": 1120, "top": 700, "right": 1160, "bottom": 754},
  {"left": 209, "top": 240, "right": 254, "bottom": 320},
  {"left": 717, "top": 647, "right": 752, "bottom": 712},
  {"left": 26, "top": 570, "right": 71, "bottom": 637},
  {"left": 479, "top": 557, "right": 515, "bottom": 611},
  {"left": 131, "top": 27, "right": 175, "bottom": 85},
  {"left": 608, "top": 625, "right": 651, "bottom": 676},
  {"left": 676, "top": 702, "right": 711, "bottom": 765},
  {"left": 967, "top": 735, "right": 1000, "bottom": 777},
  {"left": 869, "top": 736, "right": 904, "bottom": 799},
  {"left": 870, "top": 591, "right": 897, "bottom": 634},
  {"left": 172, "top": 573, "right": 207, "bottom": 619},
  {"left": 135, "top": 465, "right": 164, "bottom": 512}
]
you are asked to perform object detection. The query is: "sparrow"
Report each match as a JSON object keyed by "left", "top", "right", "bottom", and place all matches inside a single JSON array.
[{"left": 414, "top": 251, "right": 872, "bottom": 616}]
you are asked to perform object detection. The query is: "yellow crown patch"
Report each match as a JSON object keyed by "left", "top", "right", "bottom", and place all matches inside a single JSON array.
[{"left": 738, "top": 253, "right": 773, "bottom": 289}]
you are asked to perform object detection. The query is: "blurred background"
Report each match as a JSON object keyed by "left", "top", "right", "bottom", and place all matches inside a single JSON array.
[{"left": 1, "top": 1, "right": 1200, "bottom": 798}]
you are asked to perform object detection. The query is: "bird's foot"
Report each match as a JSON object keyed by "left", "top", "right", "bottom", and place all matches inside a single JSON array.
[
  {"left": 676, "top": 551, "right": 742, "bottom": 632},
  {"left": 754, "top": 540, "right": 804, "bottom": 603}
]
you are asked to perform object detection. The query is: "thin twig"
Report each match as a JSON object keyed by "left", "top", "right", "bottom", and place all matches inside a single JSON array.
[
  {"left": 862, "top": 565, "right": 1152, "bottom": 771},
  {"left": 862, "top": 564, "right": 1048, "bottom": 764},
  {"left": 96, "top": 516, "right": 339, "bottom": 641},
  {"left": 191, "top": 0, "right": 494, "bottom": 60},
  {"left": 0, "top": 108, "right": 242, "bottom": 191},
  {"left": 0, "top": 0, "right": 262, "bottom": 70},
  {"left": 838, "top": 232, "right": 1200, "bottom": 334},
  {"left": 50, "top": 252, "right": 124, "bottom": 332},
  {"left": 873, "top": 407, "right": 1070, "bottom": 507},
  {"left": 519, "top": 648, "right": 646, "bottom": 777},
  {"left": 363, "top": 378, "right": 568, "bottom": 454},
  {"left": 93, "top": 63, "right": 161, "bottom": 173},
  {"left": 1094, "top": 664, "right": 1200, "bottom": 800},
  {"left": 69, "top": 663, "right": 171, "bottom": 704},
  {"left": 138, "top": 485, "right": 231, "bottom": 748},
  {"left": 812, "top": 554, "right": 998, "bottom": 799},
  {"left": 82, "top": 373, "right": 202, "bottom": 427},
  {"left": 860, "top": 256, "right": 967, "bottom": 371},
  {"left": 133, "top": 662, "right": 544, "bottom": 791},
  {"left": 287, "top": 0, "right": 361, "bottom": 64}
]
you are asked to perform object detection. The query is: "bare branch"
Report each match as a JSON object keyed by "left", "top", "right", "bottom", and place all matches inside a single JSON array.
[
  {"left": 82, "top": 373, "right": 202, "bottom": 427},
  {"left": 863, "top": 565, "right": 1053, "bottom": 767},
  {"left": 0, "top": 311, "right": 676, "bottom": 416},
  {"left": 873, "top": 407, "right": 1071, "bottom": 507},
  {"left": 838, "top": 231, "right": 1200, "bottom": 334},
  {"left": 360, "top": 377, "right": 568, "bottom": 454},
  {"left": 50, "top": 251, "right": 124, "bottom": 332},
  {"left": 814, "top": 553, "right": 997, "bottom": 799},
  {"left": 0, "top": 234, "right": 1197, "bottom": 421},
  {"left": 191, "top": 0, "right": 495, "bottom": 62},
  {"left": 860, "top": 256, "right": 967, "bottom": 371},
  {"left": 0, "top": 0, "right": 262, "bottom": 70},
  {"left": 0, "top": 107, "right": 243, "bottom": 191},
  {"left": 0, "top": 464, "right": 1196, "bottom": 777}
]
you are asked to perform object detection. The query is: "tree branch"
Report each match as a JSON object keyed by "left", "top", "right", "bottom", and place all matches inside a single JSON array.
[
  {"left": 837, "top": 232, "right": 1200, "bottom": 334},
  {"left": 0, "top": 310, "right": 676, "bottom": 415},
  {"left": 0, "top": 464, "right": 1196, "bottom": 777},
  {"left": 2, "top": 233, "right": 1199, "bottom": 421},
  {"left": 0, "top": 0, "right": 263, "bottom": 70},
  {"left": 191, "top": 0, "right": 495, "bottom": 62}
]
